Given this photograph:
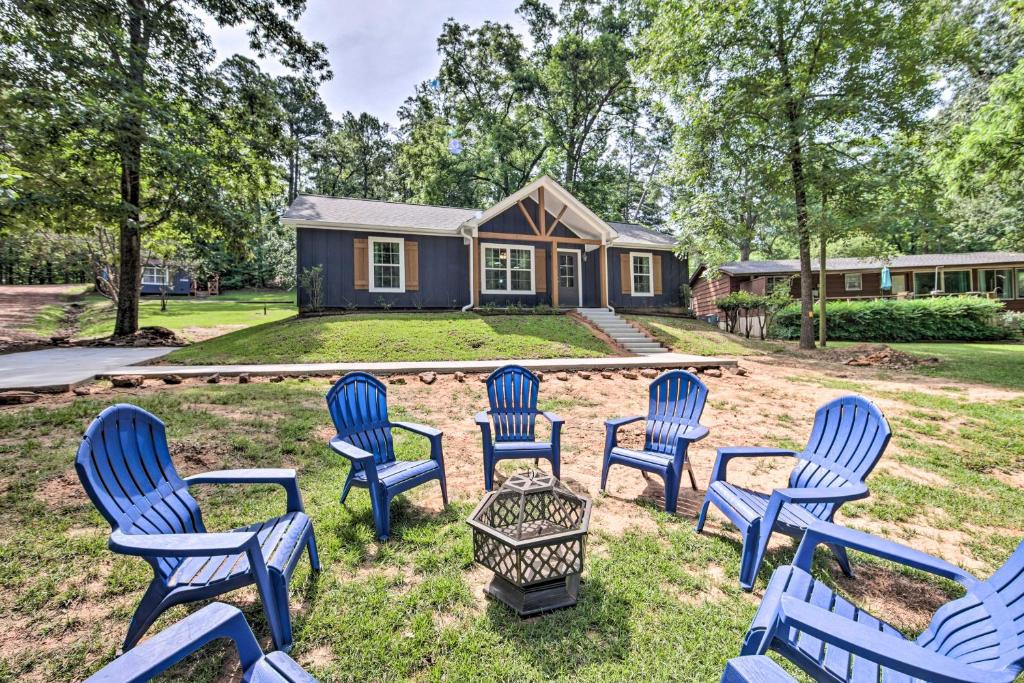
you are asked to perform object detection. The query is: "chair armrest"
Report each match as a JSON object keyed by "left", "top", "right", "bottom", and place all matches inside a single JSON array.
[
  {"left": 392, "top": 421, "right": 441, "bottom": 439},
  {"left": 605, "top": 415, "right": 645, "bottom": 429},
  {"left": 185, "top": 468, "right": 304, "bottom": 513},
  {"left": 720, "top": 656, "right": 795, "bottom": 683},
  {"left": 84, "top": 602, "right": 266, "bottom": 682},
  {"left": 474, "top": 411, "right": 490, "bottom": 425},
  {"left": 773, "top": 484, "right": 868, "bottom": 505},
  {"left": 766, "top": 597, "right": 1010, "bottom": 683},
  {"left": 710, "top": 447, "right": 797, "bottom": 483},
  {"left": 109, "top": 529, "right": 256, "bottom": 558},
  {"left": 793, "top": 521, "right": 977, "bottom": 586},
  {"left": 329, "top": 436, "right": 375, "bottom": 463},
  {"left": 540, "top": 411, "right": 564, "bottom": 426}
]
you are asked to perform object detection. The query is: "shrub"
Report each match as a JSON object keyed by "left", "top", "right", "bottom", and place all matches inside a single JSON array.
[
  {"left": 1001, "top": 311, "right": 1024, "bottom": 336},
  {"left": 716, "top": 286, "right": 793, "bottom": 339},
  {"left": 771, "top": 297, "right": 1009, "bottom": 342},
  {"left": 298, "top": 265, "right": 324, "bottom": 313}
]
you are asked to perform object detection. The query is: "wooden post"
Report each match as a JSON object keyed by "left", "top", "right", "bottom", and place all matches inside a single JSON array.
[
  {"left": 599, "top": 245, "right": 608, "bottom": 307},
  {"left": 538, "top": 186, "right": 546, "bottom": 236},
  {"left": 550, "top": 239, "right": 559, "bottom": 308}
]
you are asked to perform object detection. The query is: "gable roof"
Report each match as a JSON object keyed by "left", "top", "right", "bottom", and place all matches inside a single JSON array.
[
  {"left": 282, "top": 195, "right": 478, "bottom": 233},
  {"left": 607, "top": 221, "right": 675, "bottom": 248},
  {"left": 717, "top": 251, "right": 1024, "bottom": 276}
]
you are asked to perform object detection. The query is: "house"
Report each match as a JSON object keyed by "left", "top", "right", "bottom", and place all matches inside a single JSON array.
[
  {"left": 690, "top": 251, "right": 1024, "bottom": 319},
  {"left": 140, "top": 259, "right": 191, "bottom": 295},
  {"left": 281, "top": 176, "right": 684, "bottom": 311}
]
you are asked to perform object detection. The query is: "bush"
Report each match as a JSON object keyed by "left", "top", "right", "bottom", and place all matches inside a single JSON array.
[
  {"left": 716, "top": 285, "right": 793, "bottom": 339},
  {"left": 771, "top": 297, "right": 1010, "bottom": 342},
  {"left": 1001, "top": 311, "right": 1024, "bottom": 336}
]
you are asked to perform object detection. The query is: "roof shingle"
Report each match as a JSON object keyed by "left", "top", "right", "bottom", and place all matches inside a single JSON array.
[{"left": 719, "top": 252, "right": 1024, "bottom": 276}]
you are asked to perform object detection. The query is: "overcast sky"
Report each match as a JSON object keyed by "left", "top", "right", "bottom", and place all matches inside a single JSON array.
[{"left": 204, "top": 0, "right": 530, "bottom": 125}]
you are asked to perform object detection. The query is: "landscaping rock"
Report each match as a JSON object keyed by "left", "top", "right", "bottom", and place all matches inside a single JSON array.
[
  {"left": 704, "top": 368, "right": 722, "bottom": 378},
  {"left": 600, "top": 371, "right": 614, "bottom": 379},
  {"left": 238, "top": 373, "right": 250, "bottom": 384},
  {"left": 535, "top": 371, "right": 545, "bottom": 382},
  {"left": 419, "top": 372, "right": 437, "bottom": 385},
  {"left": 389, "top": 376, "right": 407, "bottom": 385},
  {"left": 578, "top": 371, "right": 591, "bottom": 380},
  {"left": 111, "top": 375, "right": 144, "bottom": 388},
  {"left": 454, "top": 371, "right": 466, "bottom": 382},
  {"left": 299, "top": 375, "right": 310, "bottom": 382},
  {"left": 479, "top": 374, "right": 489, "bottom": 383},
  {"left": 270, "top": 375, "right": 284, "bottom": 383},
  {"left": 686, "top": 366, "right": 698, "bottom": 374},
  {"left": 621, "top": 370, "right": 638, "bottom": 380},
  {"left": 640, "top": 368, "right": 659, "bottom": 379},
  {"left": 206, "top": 373, "right": 220, "bottom": 384},
  {"left": 162, "top": 374, "right": 182, "bottom": 385},
  {"left": 72, "top": 386, "right": 92, "bottom": 396},
  {"left": 555, "top": 372, "right": 570, "bottom": 381},
  {"left": 732, "top": 366, "right": 748, "bottom": 377},
  {"left": 0, "top": 391, "right": 40, "bottom": 405}
]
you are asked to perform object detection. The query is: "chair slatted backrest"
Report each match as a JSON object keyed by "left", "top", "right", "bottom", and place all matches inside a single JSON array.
[
  {"left": 486, "top": 365, "right": 540, "bottom": 442},
  {"left": 916, "top": 539, "right": 1024, "bottom": 676},
  {"left": 644, "top": 371, "right": 708, "bottom": 455},
  {"left": 788, "top": 396, "right": 891, "bottom": 520},
  {"left": 326, "top": 372, "right": 395, "bottom": 465},
  {"left": 75, "top": 404, "right": 204, "bottom": 580}
]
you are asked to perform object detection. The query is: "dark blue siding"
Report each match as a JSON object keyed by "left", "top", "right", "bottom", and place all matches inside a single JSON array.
[
  {"left": 479, "top": 197, "right": 581, "bottom": 239},
  {"left": 141, "top": 269, "right": 190, "bottom": 295},
  {"left": 297, "top": 228, "right": 469, "bottom": 309},
  {"left": 607, "top": 247, "right": 687, "bottom": 308}
]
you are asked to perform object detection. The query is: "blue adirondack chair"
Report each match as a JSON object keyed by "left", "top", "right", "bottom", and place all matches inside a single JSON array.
[
  {"left": 75, "top": 404, "right": 319, "bottom": 653},
  {"left": 327, "top": 372, "right": 448, "bottom": 541},
  {"left": 720, "top": 656, "right": 795, "bottom": 683},
  {"left": 696, "top": 395, "right": 891, "bottom": 590},
  {"left": 85, "top": 602, "right": 318, "bottom": 682},
  {"left": 601, "top": 370, "right": 709, "bottom": 513},
  {"left": 743, "top": 520, "right": 1024, "bottom": 683},
  {"left": 476, "top": 365, "right": 563, "bottom": 491}
]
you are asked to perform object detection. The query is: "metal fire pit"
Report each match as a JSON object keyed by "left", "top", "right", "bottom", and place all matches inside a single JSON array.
[{"left": 468, "top": 470, "right": 592, "bottom": 616}]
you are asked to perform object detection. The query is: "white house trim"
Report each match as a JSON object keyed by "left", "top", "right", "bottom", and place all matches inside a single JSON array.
[
  {"left": 629, "top": 251, "right": 654, "bottom": 297},
  {"left": 480, "top": 242, "right": 536, "bottom": 296},
  {"left": 368, "top": 236, "right": 405, "bottom": 293},
  {"left": 556, "top": 246, "right": 584, "bottom": 307}
]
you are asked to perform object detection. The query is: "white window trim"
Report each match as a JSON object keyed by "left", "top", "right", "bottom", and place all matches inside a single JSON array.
[
  {"left": 142, "top": 266, "right": 170, "bottom": 286},
  {"left": 978, "top": 267, "right": 1014, "bottom": 299},
  {"left": 844, "top": 273, "right": 863, "bottom": 291},
  {"left": 368, "top": 236, "right": 405, "bottom": 293},
  {"left": 480, "top": 242, "right": 536, "bottom": 295},
  {"left": 629, "top": 251, "right": 654, "bottom": 297},
  {"left": 557, "top": 247, "right": 583, "bottom": 307}
]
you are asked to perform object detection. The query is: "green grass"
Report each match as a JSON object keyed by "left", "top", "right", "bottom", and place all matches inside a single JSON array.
[
  {"left": 25, "top": 285, "right": 93, "bottom": 337},
  {"left": 165, "top": 312, "right": 614, "bottom": 364},
  {"left": 75, "top": 289, "right": 296, "bottom": 340},
  {"left": 888, "top": 341, "right": 1024, "bottom": 389},
  {"left": 625, "top": 315, "right": 781, "bottom": 356}
]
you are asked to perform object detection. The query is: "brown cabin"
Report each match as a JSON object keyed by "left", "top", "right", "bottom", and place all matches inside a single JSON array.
[{"left": 690, "top": 252, "right": 1024, "bottom": 319}]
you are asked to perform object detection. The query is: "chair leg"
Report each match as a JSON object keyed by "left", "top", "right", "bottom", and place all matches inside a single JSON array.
[
  {"left": 307, "top": 532, "right": 321, "bottom": 572},
  {"left": 684, "top": 459, "right": 698, "bottom": 490},
  {"left": 550, "top": 453, "right": 560, "bottom": 480},
  {"left": 339, "top": 470, "right": 355, "bottom": 505},
  {"left": 534, "top": 457, "right": 539, "bottom": 466},
  {"left": 121, "top": 582, "right": 168, "bottom": 653},
  {"left": 599, "top": 455, "right": 612, "bottom": 492},
  {"left": 695, "top": 497, "right": 711, "bottom": 533},
  {"left": 267, "top": 568, "right": 293, "bottom": 652},
  {"left": 829, "top": 543, "right": 854, "bottom": 577},
  {"left": 438, "top": 473, "right": 449, "bottom": 507},
  {"left": 663, "top": 471, "right": 679, "bottom": 514},
  {"left": 483, "top": 454, "right": 494, "bottom": 492},
  {"left": 739, "top": 520, "right": 763, "bottom": 591},
  {"left": 370, "top": 486, "right": 391, "bottom": 541}
]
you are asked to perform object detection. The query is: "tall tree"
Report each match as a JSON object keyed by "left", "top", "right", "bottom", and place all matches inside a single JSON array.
[
  {"left": 278, "top": 75, "right": 330, "bottom": 203},
  {"left": 1, "top": 0, "right": 327, "bottom": 336},
  {"left": 645, "top": 0, "right": 944, "bottom": 348},
  {"left": 307, "top": 112, "right": 396, "bottom": 199}
]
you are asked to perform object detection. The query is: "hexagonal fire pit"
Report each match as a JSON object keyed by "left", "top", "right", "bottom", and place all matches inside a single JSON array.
[{"left": 468, "top": 470, "right": 592, "bottom": 616}]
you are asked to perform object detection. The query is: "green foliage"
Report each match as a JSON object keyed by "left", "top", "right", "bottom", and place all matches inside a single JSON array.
[
  {"left": 772, "top": 297, "right": 1010, "bottom": 342},
  {"left": 715, "top": 283, "right": 793, "bottom": 338},
  {"left": 298, "top": 265, "right": 325, "bottom": 313}
]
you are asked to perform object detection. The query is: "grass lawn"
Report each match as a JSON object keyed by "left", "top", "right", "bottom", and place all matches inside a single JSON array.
[
  {"left": 889, "top": 341, "right": 1024, "bottom": 389},
  {"left": 75, "top": 289, "right": 296, "bottom": 341},
  {"left": 165, "top": 312, "right": 614, "bottom": 364},
  {"left": 1, "top": 364, "right": 1022, "bottom": 681},
  {"left": 25, "top": 285, "right": 93, "bottom": 337},
  {"left": 626, "top": 315, "right": 781, "bottom": 356}
]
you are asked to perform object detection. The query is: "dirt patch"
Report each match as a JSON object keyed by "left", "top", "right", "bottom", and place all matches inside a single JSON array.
[
  {"left": 181, "top": 324, "right": 247, "bottom": 342},
  {"left": 0, "top": 284, "right": 87, "bottom": 353},
  {"left": 169, "top": 439, "right": 236, "bottom": 473},
  {"left": 832, "top": 564, "right": 951, "bottom": 633},
  {"left": 34, "top": 470, "right": 88, "bottom": 508},
  {"left": 77, "top": 325, "right": 186, "bottom": 348},
  {"left": 880, "top": 461, "right": 952, "bottom": 488},
  {"left": 816, "top": 343, "right": 939, "bottom": 369}
]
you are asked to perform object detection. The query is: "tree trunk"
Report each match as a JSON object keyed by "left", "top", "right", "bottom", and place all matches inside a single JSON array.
[
  {"left": 113, "top": 0, "right": 147, "bottom": 337},
  {"left": 780, "top": 93, "right": 813, "bottom": 348},
  {"left": 818, "top": 236, "right": 827, "bottom": 348},
  {"left": 739, "top": 237, "right": 752, "bottom": 261}
]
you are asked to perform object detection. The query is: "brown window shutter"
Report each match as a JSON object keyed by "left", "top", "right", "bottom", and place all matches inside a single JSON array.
[
  {"left": 535, "top": 248, "right": 546, "bottom": 293},
  {"left": 653, "top": 254, "right": 663, "bottom": 295},
  {"left": 620, "top": 253, "right": 630, "bottom": 294},
  {"left": 354, "top": 238, "right": 368, "bottom": 290},
  {"left": 405, "top": 240, "right": 419, "bottom": 291}
]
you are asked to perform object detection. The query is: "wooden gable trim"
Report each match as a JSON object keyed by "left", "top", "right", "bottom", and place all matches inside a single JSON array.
[
  {"left": 547, "top": 205, "right": 568, "bottom": 236},
  {"left": 538, "top": 186, "right": 546, "bottom": 236},
  {"left": 476, "top": 231, "right": 600, "bottom": 246},
  {"left": 516, "top": 201, "right": 541, "bottom": 236}
]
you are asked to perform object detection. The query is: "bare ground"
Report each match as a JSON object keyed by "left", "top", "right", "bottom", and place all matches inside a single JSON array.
[{"left": 0, "top": 284, "right": 84, "bottom": 349}]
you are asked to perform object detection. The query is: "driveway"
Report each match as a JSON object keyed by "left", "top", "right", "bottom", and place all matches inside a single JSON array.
[{"left": 0, "top": 347, "right": 173, "bottom": 392}]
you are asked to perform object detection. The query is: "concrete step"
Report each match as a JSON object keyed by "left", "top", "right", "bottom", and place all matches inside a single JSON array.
[
  {"left": 624, "top": 344, "right": 666, "bottom": 352},
  {"left": 576, "top": 308, "right": 668, "bottom": 354}
]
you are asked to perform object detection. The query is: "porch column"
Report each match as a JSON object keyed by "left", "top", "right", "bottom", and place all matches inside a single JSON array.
[
  {"left": 599, "top": 245, "right": 608, "bottom": 307},
  {"left": 550, "top": 239, "right": 559, "bottom": 308}
]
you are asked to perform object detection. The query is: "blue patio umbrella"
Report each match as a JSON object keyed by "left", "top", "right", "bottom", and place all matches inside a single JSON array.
[{"left": 880, "top": 266, "right": 892, "bottom": 291}]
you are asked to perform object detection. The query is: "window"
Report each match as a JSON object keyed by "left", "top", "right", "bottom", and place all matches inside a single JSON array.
[
  {"left": 482, "top": 244, "right": 534, "bottom": 294},
  {"left": 765, "top": 276, "right": 791, "bottom": 293},
  {"left": 913, "top": 272, "right": 937, "bottom": 295},
  {"left": 979, "top": 268, "right": 1013, "bottom": 299},
  {"left": 630, "top": 253, "right": 653, "bottom": 296},
  {"left": 942, "top": 270, "right": 972, "bottom": 294},
  {"left": 142, "top": 266, "right": 169, "bottom": 286},
  {"left": 557, "top": 253, "right": 576, "bottom": 288},
  {"left": 368, "top": 237, "right": 404, "bottom": 292},
  {"left": 1017, "top": 270, "right": 1024, "bottom": 299},
  {"left": 844, "top": 273, "right": 862, "bottom": 291}
]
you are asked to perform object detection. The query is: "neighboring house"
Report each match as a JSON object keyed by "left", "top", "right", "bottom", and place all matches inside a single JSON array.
[
  {"left": 281, "top": 176, "right": 684, "bottom": 311},
  {"left": 691, "top": 251, "right": 1024, "bottom": 318},
  {"left": 140, "top": 259, "right": 191, "bottom": 295}
]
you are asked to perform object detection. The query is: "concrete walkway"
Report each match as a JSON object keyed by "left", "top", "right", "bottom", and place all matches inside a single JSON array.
[
  {"left": 96, "top": 353, "right": 735, "bottom": 381},
  {"left": 0, "top": 347, "right": 174, "bottom": 392}
]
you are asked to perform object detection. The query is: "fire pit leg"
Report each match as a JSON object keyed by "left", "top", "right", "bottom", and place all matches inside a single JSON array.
[{"left": 484, "top": 573, "right": 581, "bottom": 617}]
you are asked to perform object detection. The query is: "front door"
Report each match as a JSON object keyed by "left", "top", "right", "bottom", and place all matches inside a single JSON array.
[{"left": 557, "top": 251, "right": 580, "bottom": 307}]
